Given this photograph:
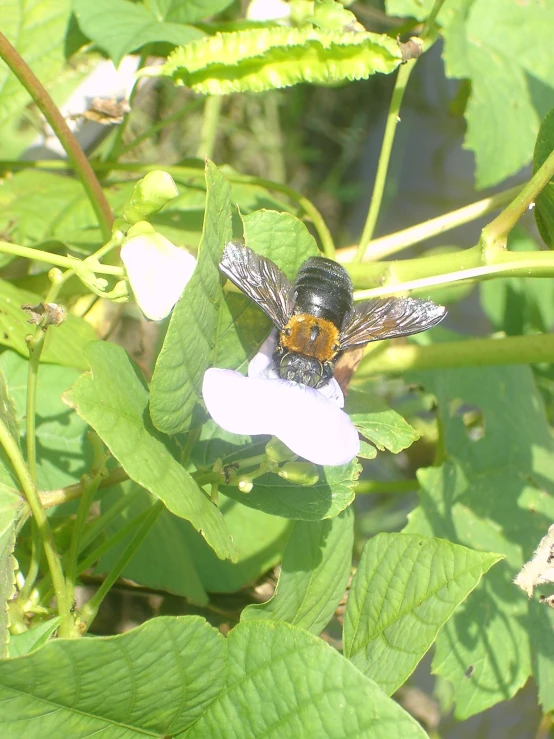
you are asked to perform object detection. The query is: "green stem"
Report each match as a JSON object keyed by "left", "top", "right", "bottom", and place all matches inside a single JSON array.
[
  {"left": 354, "top": 60, "right": 416, "bottom": 262},
  {"left": 480, "top": 148, "right": 554, "bottom": 253},
  {"left": 77, "top": 503, "right": 154, "bottom": 576},
  {"left": 0, "top": 417, "right": 73, "bottom": 637},
  {"left": 353, "top": 249, "right": 554, "bottom": 299},
  {"left": 0, "top": 32, "right": 113, "bottom": 240},
  {"left": 197, "top": 95, "right": 222, "bottom": 159},
  {"left": 65, "top": 449, "right": 107, "bottom": 607},
  {"left": 79, "top": 500, "right": 164, "bottom": 631},
  {"left": 343, "top": 186, "right": 520, "bottom": 262},
  {"left": 420, "top": 0, "right": 447, "bottom": 38},
  {"left": 40, "top": 467, "right": 129, "bottom": 509},
  {"left": 356, "top": 479, "right": 419, "bottom": 494},
  {"left": 0, "top": 240, "right": 124, "bottom": 276},
  {"left": 356, "top": 333, "right": 554, "bottom": 377}
]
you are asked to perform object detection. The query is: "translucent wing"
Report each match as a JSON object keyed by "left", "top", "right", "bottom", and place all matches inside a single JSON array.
[
  {"left": 340, "top": 297, "right": 446, "bottom": 350},
  {"left": 220, "top": 242, "right": 293, "bottom": 330}
]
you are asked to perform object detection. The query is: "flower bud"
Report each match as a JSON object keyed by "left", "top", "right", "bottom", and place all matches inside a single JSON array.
[
  {"left": 278, "top": 462, "right": 319, "bottom": 486},
  {"left": 123, "top": 171, "right": 178, "bottom": 225}
]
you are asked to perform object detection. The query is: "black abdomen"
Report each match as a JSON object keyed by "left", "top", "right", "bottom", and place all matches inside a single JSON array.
[{"left": 293, "top": 257, "right": 353, "bottom": 328}]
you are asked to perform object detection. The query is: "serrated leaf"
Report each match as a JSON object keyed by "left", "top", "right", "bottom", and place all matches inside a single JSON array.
[
  {"left": 150, "top": 26, "right": 402, "bottom": 94},
  {"left": 0, "top": 616, "right": 226, "bottom": 736},
  {"left": 0, "top": 485, "right": 22, "bottom": 659},
  {"left": 8, "top": 618, "right": 61, "bottom": 658},
  {"left": 347, "top": 390, "right": 420, "bottom": 454},
  {"left": 406, "top": 364, "right": 554, "bottom": 717},
  {"left": 222, "top": 459, "right": 361, "bottom": 521},
  {"left": 64, "top": 341, "right": 236, "bottom": 561},
  {"left": 0, "top": 352, "right": 90, "bottom": 491},
  {"left": 0, "top": 279, "right": 95, "bottom": 370},
  {"left": 186, "top": 621, "right": 428, "bottom": 739},
  {"left": 533, "top": 107, "right": 554, "bottom": 249},
  {"left": 343, "top": 532, "right": 502, "bottom": 695},
  {"left": 242, "top": 505, "right": 354, "bottom": 634},
  {"left": 73, "top": 0, "right": 204, "bottom": 67},
  {"left": 150, "top": 160, "right": 232, "bottom": 434}
]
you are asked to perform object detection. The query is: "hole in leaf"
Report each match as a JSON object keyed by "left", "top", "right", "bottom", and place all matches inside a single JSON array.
[{"left": 449, "top": 399, "right": 485, "bottom": 441}]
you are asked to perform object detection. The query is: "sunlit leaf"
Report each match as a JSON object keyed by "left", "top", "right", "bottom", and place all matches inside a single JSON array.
[
  {"left": 343, "top": 532, "right": 501, "bottom": 695},
  {"left": 242, "top": 505, "right": 354, "bottom": 634},
  {"left": 64, "top": 342, "right": 236, "bottom": 561},
  {"left": 0, "top": 616, "right": 226, "bottom": 735},
  {"left": 187, "top": 621, "right": 428, "bottom": 739},
  {"left": 533, "top": 107, "right": 554, "bottom": 249}
]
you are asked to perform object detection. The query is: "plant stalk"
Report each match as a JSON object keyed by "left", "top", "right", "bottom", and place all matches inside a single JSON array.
[
  {"left": 356, "top": 333, "right": 554, "bottom": 377},
  {"left": 0, "top": 32, "right": 113, "bottom": 240},
  {"left": 0, "top": 417, "right": 74, "bottom": 637}
]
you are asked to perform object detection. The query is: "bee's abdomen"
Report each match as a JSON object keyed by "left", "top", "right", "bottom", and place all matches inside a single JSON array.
[{"left": 293, "top": 258, "right": 353, "bottom": 327}]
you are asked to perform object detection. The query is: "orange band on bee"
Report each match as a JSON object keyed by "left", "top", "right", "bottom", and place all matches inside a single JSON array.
[{"left": 281, "top": 314, "right": 340, "bottom": 362}]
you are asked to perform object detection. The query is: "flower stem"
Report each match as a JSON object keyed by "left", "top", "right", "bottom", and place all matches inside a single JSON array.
[
  {"left": 354, "top": 59, "right": 417, "bottom": 263},
  {"left": 0, "top": 240, "right": 124, "bottom": 276},
  {"left": 356, "top": 333, "right": 554, "bottom": 377},
  {"left": 0, "top": 32, "right": 113, "bottom": 240},
  {"left": 0, "top": 417, "right": 74, "bottom": 637},
  {"left": 79, "top": 500, "right": 164, "bottom": 631},
  {"left": 197, "top": 95, "right": 222, "bottom": 159}
]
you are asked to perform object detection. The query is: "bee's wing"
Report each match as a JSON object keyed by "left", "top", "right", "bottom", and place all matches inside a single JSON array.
[
  {"left": 340, "top": 297, "right": 446, "bottom": 350},
  {"left": 220, "top": 242, "right": 293, "bottom": 330}
]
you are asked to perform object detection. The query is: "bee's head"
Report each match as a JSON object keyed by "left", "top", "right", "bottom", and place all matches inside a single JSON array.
[{"left": 277, "top": 352, "right": 329, "bottom": 388}]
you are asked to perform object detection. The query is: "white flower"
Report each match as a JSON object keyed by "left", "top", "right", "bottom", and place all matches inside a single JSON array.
[
  {"left": 246, "top": 0, "right": 291, "bottom": 23},
  {"left": 121, "top": 225, "right": 196, "bottom": 321},
  {"left": 202, "top": 333, "right": 360, "bottom": 466}
]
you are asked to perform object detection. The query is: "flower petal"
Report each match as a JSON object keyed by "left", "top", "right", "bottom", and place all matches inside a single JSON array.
[
  {"left": 203, "top": 368, "right": 359, "bottom": 466},
  {"left": 121, "top": 231, "right": 196, "bottom": 320}
]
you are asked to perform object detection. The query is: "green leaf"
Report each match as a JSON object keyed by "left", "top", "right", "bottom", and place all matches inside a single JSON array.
[
  {"left": 0, "top": 616, "right": 226, "bottom": 736},
  {"left": 73, "top": 0, "right": 204, "bottom": 67},
  {"left": 186, "top": 621, "right": 428, "bottom": 739},
  {"left": 443, "top": 0, "right": 554, "bottom": 188},
  {"left": 8, "top": 618, "right": 61, "bottom": 658},
  {"left": 0, "top": 170, "right": 134, "bottom": 253},
  {"left": 175, "top": 492, "right": 291, "bottom": 593},
  {"left": 242, "top": 505, "right": 354, "bottom": 634},
  {"left": 0, "top": 352, "right": 90, "bottom": 491},
  {"left": 98, "top": 482, "right": 289, "bottom": 598},
  {"left": 480, "top": 228, "right": 554, "bottom": 334},
  {"left": 149, "top": 26, "right": 402, "bottom": 94},
  {"left": 533, "top": 107, "right": 554, "bottom": 248},
  {"left": 406, "top": 364, "right": 554, "bottom": 718},
  {"left": 343, "top": 533, "right": 502, "bottom": 696},
  {"left": 64, "top": 341, "right": 236, "bottom": 561},
  {"left": 150, "top": 160, "right": 232, "bottom": 434},
  {"left": 150, "top": 0, "right": 234, "bottom": 23},
  {"left": 96, "top": 482, "right": 209, "bottom": 604},
  {"left": 0, "top": 279, "right": 95, "bottom": 370},
  {"left": 0, "top": 1, "right": 75, "bottom": 158},
  {"left": 222, "top": 459, "right": 361, "bottom": 521},
  {"left": 388, "top": 0, "right": 554, "bottom": 187},
  {"left": 0, "top": 486, "right": 22, "bottom": 659},
  {"left": 347, "top": 390, "right": 420, "bottom": 454}
]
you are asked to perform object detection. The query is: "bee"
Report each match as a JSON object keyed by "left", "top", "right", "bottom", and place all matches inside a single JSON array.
[{"left": 220, "top": 242, "right": 446, "bottom": 388}]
